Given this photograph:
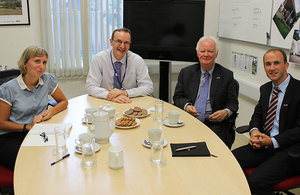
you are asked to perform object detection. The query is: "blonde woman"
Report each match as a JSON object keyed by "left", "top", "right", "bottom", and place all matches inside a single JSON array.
[{"left": 0, "top": 46, "right": 68, "bottom": 170}]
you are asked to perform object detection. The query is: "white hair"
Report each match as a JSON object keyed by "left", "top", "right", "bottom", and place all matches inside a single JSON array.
[{"left": 195, "top": 36, "right": 219, "bottom": 53}]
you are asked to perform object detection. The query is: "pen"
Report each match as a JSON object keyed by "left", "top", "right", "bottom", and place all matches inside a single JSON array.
[
  {"left": 51, "top": 154, "right": 70, "bottom": 166},
  {"left": 175, "top": 146, "right": 196, "bottom": 152}
]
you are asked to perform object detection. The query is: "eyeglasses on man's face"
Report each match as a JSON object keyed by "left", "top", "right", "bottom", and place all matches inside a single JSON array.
[{"left": 113, "top": 39, "right": 131, "bottom": 47}]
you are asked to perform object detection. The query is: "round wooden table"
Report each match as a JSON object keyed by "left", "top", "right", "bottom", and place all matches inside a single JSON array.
[{"left": 14, "top": 95, "right": 250, "bottom": 195}]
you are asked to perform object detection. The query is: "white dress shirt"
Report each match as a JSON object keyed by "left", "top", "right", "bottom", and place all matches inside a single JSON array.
[{"left": 86, "top": 49, "right": 154, "bottom": 99}]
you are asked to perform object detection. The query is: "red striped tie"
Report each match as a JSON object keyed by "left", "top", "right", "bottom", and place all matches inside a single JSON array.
[{"left": 264, "top": 87, "right": 280, "bottom": 136}]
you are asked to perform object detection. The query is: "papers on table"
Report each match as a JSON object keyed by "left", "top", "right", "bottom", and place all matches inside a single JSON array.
[{"left": 21, "top": 123, "right": 72, "bottom": 147}]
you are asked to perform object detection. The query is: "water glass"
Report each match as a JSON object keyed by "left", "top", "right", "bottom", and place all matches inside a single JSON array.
[
  {"left": 154, "top": 100, "right": 164, "bottom": 123},
  {"left": 150, "top": 138, "right": 166, "bottom": 167},
  {"left": 81, "top": 140, "right": 97, "bottom": 168},
  {"left": 53, "top": 126, "right": 68, "bottom": 156}
]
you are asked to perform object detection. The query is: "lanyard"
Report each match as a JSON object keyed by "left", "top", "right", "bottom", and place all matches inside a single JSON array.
[{"left": 110, "top": 50, "right": 127, "bottom": 89}]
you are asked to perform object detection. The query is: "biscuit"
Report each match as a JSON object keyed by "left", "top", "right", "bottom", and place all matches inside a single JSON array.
[
  {"left": 141, "top": 109, "right": 147, "bottom": 115},
  {"left": 125, "top": 109, "right": 134, "bottom": 115},
  {"left": 133, "top": 107, "right": 142, "bottom": 112}
]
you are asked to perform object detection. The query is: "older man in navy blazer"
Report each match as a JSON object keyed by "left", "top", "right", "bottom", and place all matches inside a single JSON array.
[
  {"left": 233, "top": 49, "right": 300, "bottom": 194},
  {"left": 173, "top": 36, "right": 238, "bottom": 148}
]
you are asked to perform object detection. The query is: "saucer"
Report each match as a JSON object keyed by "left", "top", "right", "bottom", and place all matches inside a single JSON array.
[
  {"left": 75, "top": 143, "right": 101, "bottom": 154},
  {"left": 142, "top": 138, "right": 168, "bottom": 148},
  {"left": 163, "top": 119, "right": 184, "bottom": 127}
]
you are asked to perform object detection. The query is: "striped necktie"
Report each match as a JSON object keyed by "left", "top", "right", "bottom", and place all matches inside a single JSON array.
[{"left": 264, "top": 87, "right": 280, "bottom": 135}]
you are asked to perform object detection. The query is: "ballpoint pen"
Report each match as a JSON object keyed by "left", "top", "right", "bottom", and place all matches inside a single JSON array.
[
  {"left": 51, "top": 154, "right": 70, "bottom": 166},
  {"left": 175, "top": 146, "right": 196, "bottom": 152}
]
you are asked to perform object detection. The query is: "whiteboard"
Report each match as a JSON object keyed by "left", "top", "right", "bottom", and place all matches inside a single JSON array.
[{"left": 218, "top": 0, "right": 273, "bottom": 45}]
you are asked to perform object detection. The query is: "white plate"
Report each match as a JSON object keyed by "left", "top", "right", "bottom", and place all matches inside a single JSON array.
[
  {"left": 81, "top": 117, "right": 92, "bottom": 124},
  {"left": 123, "top": 108, "right": 150, "bottom": 118},
  {"left": 116, "top": 118, "right": 140, "bottom": 129},
  {"left": 75, "top": 143, "right": 101, "bottom": 154},
  {"left": 163, "top": 119, "right": 184, "bottom": 127},
  {"left": 142, "top": 138, "right": 168, "bottom": 148}
]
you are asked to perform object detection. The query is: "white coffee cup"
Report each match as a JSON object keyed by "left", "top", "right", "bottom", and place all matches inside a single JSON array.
[
  {"left": 108, "top": 145, "right": 124, "bottom": 169},
  {"left": 85, "top": 108, "right": 97, "bottom": 115},
  {"left": 168, "top": 111, "right": 181, "bottom": 125},
  {"left": 75, "top": 133, "right": 95, "bottom": 146},
  {"left": 147, "top": 128, "right": 163, "bottom": 141}
]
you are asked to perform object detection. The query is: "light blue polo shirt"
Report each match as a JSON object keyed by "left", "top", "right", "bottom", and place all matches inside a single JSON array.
[{"left": 0, "top": 73, "right": 58, "bottom": 135}]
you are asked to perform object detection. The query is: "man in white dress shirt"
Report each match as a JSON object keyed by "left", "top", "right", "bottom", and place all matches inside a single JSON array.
[{"left": 86, "top": 28, "right": 154, "bottom": 103}]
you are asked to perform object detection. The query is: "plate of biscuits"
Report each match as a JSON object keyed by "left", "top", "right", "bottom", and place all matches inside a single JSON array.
[
  {"left": 123, "top": 107, "right": 150, "bottom": 118},
  {"left": 115, "top": 117, "right": 140, "bottom": 129}
]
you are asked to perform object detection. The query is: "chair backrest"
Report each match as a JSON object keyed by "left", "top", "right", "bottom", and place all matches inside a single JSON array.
[
  {"left": 0, "top": 69, "right": 21, "bottom": 86},
  {"left": 234, "top": 79, "right": 239, "bottom": 97}
]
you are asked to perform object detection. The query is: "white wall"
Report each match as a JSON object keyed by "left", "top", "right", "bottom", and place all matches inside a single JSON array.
[
  {"left": 1, "top": 0, "right": 300, "bottom": 126},
  {"left": 0, "top": 0, "right": 42, "bottom": 70}
]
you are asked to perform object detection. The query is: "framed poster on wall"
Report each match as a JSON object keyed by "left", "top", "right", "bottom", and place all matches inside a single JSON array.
[{"left": 0, "top": 0, "right": 30, "bottom": 25}]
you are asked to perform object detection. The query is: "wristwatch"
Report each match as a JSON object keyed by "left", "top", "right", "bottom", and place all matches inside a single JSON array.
[{"left": 23, "top": 124, "right": 28, "bottom": 134}]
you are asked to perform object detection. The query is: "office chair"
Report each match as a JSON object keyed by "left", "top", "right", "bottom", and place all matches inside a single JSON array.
[
  {"left": 0, "top": 69, "right": 57, "bottom": 108},
  {"left": 227, "top": 79, "right": 240, "bottom": 148},
  {"left": 236, "top": 125, "right": 300, "bottom": 195},
  {"left": 0, "top": 163, "right": 14, "bottom": 195}
]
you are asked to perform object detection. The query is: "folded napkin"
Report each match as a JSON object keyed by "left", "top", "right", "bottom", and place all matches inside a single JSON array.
[{"left": 170, "top": 142, "right": 211, "bottom": 157}]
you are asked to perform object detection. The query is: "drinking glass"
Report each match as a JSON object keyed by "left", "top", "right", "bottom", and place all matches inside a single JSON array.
[
  {"left": 150, "top": 138, "right": 166, "bottom": 167},
  {"left": 53, "top": 126, "right": 68, "bottom": 156},
  {"left": 154, "top": 100, "right": 164, "bottom": 123},
  {"left": 81, "top": 139, "right": 97, "bottom": 168}
]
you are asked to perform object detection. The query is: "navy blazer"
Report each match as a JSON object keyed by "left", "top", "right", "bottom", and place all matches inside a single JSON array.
[
  {"left": 173, "top": 63, "right": 238, "bottom": 121},
  {"left": 249, "top": 75, "right": 300, "bottom": 153},
  {"left": 173, "top": 63, "right": 239, "bottom": 146}
]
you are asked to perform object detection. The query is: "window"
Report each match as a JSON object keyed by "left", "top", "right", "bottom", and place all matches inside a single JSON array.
[{"left": 40, "top": 0, "right": 123, "bottom": 77}]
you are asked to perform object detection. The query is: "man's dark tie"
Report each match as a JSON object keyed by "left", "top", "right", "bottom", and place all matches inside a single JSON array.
[
  {"left": 264, "top": 87, "right": 280, "bottom": 136},
  {"left": 113, "top": 61, "right": 122, "bottom": 89},
  {"left": 196, "top": 72, "right": 210, "bottom": 122}
]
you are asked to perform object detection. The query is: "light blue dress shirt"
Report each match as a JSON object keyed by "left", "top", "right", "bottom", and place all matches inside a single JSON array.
[
  {"left": 0, "top": 73, "right": 58, "bottom": 135},
  {"left": 184, "top": 66, "right": 232, "bottom": 119},
  {"left": 251, "top": 74, "right": 290, "bottom": 148}
]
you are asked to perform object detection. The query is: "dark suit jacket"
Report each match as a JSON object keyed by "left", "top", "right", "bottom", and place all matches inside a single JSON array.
[
  {"left": 249, "top": 75, "right": 300, "bottom": 154},
  {"left": 173, "top": 63, "right": 239, "bottom": 144}
]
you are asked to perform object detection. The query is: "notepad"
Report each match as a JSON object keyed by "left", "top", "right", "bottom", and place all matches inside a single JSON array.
[
  {"left": 170, "top": 142, "right": 211, "bottom": 157},
  {"left": 21, "top": 123, "right": 72, "bottom": 147}
]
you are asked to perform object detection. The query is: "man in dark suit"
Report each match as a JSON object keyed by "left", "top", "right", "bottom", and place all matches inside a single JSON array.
[
  {"left": 173, "top": 36, "right": 238, "bottom": 148},
  {"left": 232, "top": 49, "right": 300, "bottom": 194}
]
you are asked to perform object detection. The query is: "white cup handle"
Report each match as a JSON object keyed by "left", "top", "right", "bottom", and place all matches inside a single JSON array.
[
  {"left": 85, "top": 113, "right": 93, "bottom": 124},
  {"left": 75, "top": 139, "right": 81, "bottom": 146}
]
